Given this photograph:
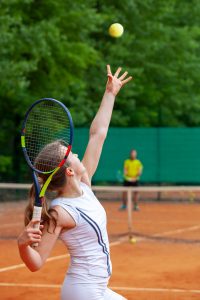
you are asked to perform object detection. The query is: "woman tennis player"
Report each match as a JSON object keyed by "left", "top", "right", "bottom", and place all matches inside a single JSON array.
[{"left": 18, "top": 65, "right": 132, "bottom": 300}]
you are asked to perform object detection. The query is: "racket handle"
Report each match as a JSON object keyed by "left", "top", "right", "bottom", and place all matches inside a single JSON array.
[{"left": 32, "top": 206, "right": 42, "bottom": 248}]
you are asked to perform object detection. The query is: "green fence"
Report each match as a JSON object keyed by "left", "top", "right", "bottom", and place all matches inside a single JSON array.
[{"left": 73, "top": 128, "right": 200, "bottom": 184}]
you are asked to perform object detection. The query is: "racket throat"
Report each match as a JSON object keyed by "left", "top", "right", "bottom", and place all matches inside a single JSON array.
[{"left": 39, "top": 167, "right": 60, "bottom": 198}]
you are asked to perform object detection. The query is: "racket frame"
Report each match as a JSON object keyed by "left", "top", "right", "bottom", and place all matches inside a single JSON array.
[{"left": 21, "top": 98, "right": 73, "bottom": 246}]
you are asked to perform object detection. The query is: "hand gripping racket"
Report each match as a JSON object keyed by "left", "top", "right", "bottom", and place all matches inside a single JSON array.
[{"left": 21, "top": 98, "right": 73, "bottom": 247}]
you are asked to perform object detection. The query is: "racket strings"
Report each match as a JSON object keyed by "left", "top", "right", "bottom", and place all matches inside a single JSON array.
[{"left": 25, "top": 100, "right": 71, "bottom": 172}]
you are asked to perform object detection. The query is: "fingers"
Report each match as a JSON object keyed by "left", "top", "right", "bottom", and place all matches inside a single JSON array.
[
  {"left": 18, "top": 221, "right": 43, "bottom": 247},
  {"left": 26, "top": 226, "right": 43, "bottom": 244},
  {"left": 122, "top": 76, "right": 133, "bottom": 85},
  {"left": 114, "top": 67, "right": 122, "bottom": 78},
  {"left": 30, "top": 234, "right": 42, "bottom": 244},
  {"left": 31, "top": 234, "right": 42, "bottom": 240},
  {"left": 107, "top": 65, "right": 112, "bottom": 77},
  {"left": 27, "top": 227, "right": 43, "bottom": 235},
  {"left": 112, "top": 66, "right": 133, "bottom": 82},
  {"left": 106, "top": 65, "right": 132, "bottom": 94},
  {"left": 23, "top": 227, "right": 42, "bottom": 245},
  {"left": 119, "top": 71, "right": 128, "bottom": 81},
  {"left": 27, "top": 221, "right": 43, "bottom": 235}
]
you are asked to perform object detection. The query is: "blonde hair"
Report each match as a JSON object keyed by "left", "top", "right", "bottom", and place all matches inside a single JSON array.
[{"left": 24, "top": 141, "right": 70, "bottom": 232}]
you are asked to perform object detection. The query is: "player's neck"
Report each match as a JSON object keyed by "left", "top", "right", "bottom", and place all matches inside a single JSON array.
[{"left": 58, "top": 178, "right": 83, "bottom": 198}]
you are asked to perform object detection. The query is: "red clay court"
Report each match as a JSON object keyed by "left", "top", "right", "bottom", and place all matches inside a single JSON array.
[{"left": 1, "top": 188, "right": 200, "bottom": 300}]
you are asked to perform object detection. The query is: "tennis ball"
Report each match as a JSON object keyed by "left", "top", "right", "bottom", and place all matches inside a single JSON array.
[
  {"left": 130, "top": 237, "right": 137, "bottom": 244},
  {"left": 108, "top": 23, "right": 124, "bottom": 38}
]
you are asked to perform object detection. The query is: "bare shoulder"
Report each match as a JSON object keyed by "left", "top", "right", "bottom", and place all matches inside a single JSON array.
[{"left": 50, "top": 205, "right": 76, "bottom": 229}]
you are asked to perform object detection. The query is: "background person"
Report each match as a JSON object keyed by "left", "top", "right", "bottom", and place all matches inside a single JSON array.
[{"left": 120, "top": 149, "right": 143, "bottom": 211}]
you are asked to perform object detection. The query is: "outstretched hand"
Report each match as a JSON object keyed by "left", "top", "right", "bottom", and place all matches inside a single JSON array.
[{"left": 106, "top": 65, "right": 132, "bottom": 96}]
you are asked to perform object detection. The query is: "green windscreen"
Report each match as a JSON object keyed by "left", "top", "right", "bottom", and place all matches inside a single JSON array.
[{"left": 72, "top": 128, "right": 200, "bottom": 184}]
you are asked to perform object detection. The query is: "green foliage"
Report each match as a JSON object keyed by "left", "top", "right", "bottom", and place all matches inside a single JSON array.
[
  {"left": 91, "top": 0, "right": 200, "bottom": 126},
  {"left": 0, "top": 0, "right": 101, "bottom": 181},
  {"left": 0, "top": 0, "right": 200, "bottom": 181},
  {"left": 0, "top": 156, "right": 12, "bottom": 180}
]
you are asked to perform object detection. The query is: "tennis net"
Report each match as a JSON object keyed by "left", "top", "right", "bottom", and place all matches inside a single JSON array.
[{"left": 1, "top": 183, "right": 200, "bottom": 244}]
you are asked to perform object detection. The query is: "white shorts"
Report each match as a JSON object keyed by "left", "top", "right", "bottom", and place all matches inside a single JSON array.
[{"left": 61, "top": 275, "right": 126, "bottom": 300}]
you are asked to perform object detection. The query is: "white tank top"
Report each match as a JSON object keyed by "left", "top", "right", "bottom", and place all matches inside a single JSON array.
[{"left": 51, "top": 182, "right": 112, "bottom": 278}]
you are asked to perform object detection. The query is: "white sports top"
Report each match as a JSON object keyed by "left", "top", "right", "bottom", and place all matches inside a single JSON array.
[{"left": 51, "top": 182, "right": 112, "bottom": 278}]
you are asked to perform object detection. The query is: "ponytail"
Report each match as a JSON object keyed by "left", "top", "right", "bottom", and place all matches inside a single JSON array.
[{"left": 24, "top": 183, "right": 58, "bottom": 233}]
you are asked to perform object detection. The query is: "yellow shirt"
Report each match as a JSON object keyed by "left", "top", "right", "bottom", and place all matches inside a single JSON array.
[{"left": 124, "top": 159, "right": 143, "bottom": 181}]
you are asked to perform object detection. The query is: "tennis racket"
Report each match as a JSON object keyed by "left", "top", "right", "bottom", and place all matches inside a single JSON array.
[{"left": 21, "top": 98, "right": 73, "bottom": 247}]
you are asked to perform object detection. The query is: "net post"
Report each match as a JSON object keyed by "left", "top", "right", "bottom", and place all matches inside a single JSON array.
[{"left": 127, "top": 188, "right": 133, "bottom": 240}]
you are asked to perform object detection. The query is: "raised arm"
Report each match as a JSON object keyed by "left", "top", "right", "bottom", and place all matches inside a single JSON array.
[{"left": 82, "top": 65, "right": 132, "bottom": 183}]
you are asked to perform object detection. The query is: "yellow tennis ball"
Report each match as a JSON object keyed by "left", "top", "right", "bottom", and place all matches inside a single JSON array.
[
  {"left": 130, "top": 237, "right": 137, "bottom": 244},
  {"left": 108, "top": 23, "right": 124, "bottom": 38}
]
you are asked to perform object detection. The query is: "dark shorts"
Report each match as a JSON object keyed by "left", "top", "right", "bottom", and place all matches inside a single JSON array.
[{"left": 123, "top": 180, "right": 139, "bottom": 187}]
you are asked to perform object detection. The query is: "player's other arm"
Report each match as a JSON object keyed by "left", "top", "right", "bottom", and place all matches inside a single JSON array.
[
  {"left": 18, "top": 220, "right": 44, "bottom": 271},
  {"left": 17, "top": 207, "right": 74, "bottom": 271},
  {"left": 82, "top": 65, "right": 132, "bottom": 182}
]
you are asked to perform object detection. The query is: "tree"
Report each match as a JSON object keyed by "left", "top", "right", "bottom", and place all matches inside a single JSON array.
[
  {"left": 0, "top": 0, "right": 101, "bottom": 181},
  {"left": 89, "top": 0, "right": 200, "bottom": 126},
  {"left": 0, "top": 0, "right": 200, "bottom": 182}
]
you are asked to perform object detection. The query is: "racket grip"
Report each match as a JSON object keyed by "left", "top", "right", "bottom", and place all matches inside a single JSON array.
[{"left": 32, "top": 206, "right": 42, "bottom": 248}]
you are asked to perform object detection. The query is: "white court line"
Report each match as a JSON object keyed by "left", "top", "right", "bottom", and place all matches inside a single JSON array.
[
  {"left": 112, "top": 286, "right": 200, "bottom": 294},
  {"left": 0, "top": 241, "right": 120, "bottom": 273},
  {"left": 0, "top": 224, "right": 200, "bottom": 273},
  {"left": 0, "top": 254, "right": 70, "bottom": 273},
  {"left": 152, "top": 225, "right": 200, "bottom": 237},
  {"left": 0, "top": 283, "right": 60, "bottom": 288},
  {"left": 133, "top": 225, "right": 200, "bottom": 243},
  {"left": 0, "top": 263, "right": 26, "bottom": 273},
  {"left": 0, "top": 283, "right": 200, "bottom": 294}
]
